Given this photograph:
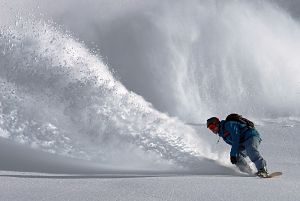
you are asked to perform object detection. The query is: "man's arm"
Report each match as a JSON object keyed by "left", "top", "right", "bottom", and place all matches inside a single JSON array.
[{"left": 226, "top": 121, "right": 241, "bottom": 157}]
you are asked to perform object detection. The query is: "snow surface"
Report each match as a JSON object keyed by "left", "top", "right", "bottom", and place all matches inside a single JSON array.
[{"left": 0, "top": 122, "right": 299, "bottom": 201}]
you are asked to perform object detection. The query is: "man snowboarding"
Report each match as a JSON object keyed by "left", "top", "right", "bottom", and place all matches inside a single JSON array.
[{"left": 207, "top": 114, "right": 269, "bottom": 178}]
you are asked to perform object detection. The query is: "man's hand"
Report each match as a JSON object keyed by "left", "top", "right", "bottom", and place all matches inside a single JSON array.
[{"left": 230, "top": 156, "right": 238, "bottom": 164}]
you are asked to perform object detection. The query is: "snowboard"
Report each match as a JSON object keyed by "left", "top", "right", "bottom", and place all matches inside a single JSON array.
[{"left": 261, "top": 171, "right": 282, "bottom": 178}]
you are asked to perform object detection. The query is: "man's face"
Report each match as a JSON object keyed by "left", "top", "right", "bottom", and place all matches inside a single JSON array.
[{"left": 208, "top": 123, "right": 219, "bottom": 134}]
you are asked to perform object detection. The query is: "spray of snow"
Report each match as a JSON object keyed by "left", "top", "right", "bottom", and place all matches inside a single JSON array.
[
  {"left": 0, "top": 17, "right": 221, "bottom": 172},
  {"left": 1, "top": 0, "right": 300, "bottom": 173}
]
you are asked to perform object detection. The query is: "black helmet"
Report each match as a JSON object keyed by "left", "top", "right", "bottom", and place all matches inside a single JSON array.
[{"left": 206, "top": 117, "right": 220, "bottom": 127}]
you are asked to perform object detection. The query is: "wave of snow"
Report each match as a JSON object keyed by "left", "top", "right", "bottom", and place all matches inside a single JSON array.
[
  {"left": 1, "top": 0, "right": 300, "bottom": 174},
  {"left": 0, "top": 16, "right": 224, "bottom": 172}
]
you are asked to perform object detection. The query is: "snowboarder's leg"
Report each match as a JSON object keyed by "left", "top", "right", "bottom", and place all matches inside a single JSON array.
[
  {"left": 244, "top": 136, "right": 267, "bottom": 171},
  {"left": 236, "top": 149, "right": 253, "bottom": 174}
]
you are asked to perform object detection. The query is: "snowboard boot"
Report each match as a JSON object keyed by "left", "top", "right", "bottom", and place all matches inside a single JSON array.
[{"left": 256, "top": 167, "right": 269, "bottom": 178}]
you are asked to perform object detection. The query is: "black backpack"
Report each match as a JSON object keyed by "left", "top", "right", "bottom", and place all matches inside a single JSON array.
[{"left": 225, "top": 113, "right": 255, "bottom": 128}]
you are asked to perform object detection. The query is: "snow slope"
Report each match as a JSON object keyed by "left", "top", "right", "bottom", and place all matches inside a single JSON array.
[{"left": 0, "top": 121, "right": 299, "bottom": 201}]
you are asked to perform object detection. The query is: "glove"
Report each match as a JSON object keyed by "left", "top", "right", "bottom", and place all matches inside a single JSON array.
[{"left": 230, "top": 156, "right": 238, "bottom": 164}]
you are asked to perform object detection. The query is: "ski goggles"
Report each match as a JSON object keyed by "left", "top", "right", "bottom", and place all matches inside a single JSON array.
[{"left": 208, "top": 123, "right": 218, "bottom": 131}]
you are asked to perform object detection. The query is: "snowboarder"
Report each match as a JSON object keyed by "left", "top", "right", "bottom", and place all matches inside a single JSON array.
[{"left": 207, "top": 115, "right": 268, "bottom": 177}]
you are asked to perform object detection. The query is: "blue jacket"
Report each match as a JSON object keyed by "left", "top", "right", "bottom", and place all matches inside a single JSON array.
[{"left": 218, "top": 120, "right": 261, "bottom": 157}]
